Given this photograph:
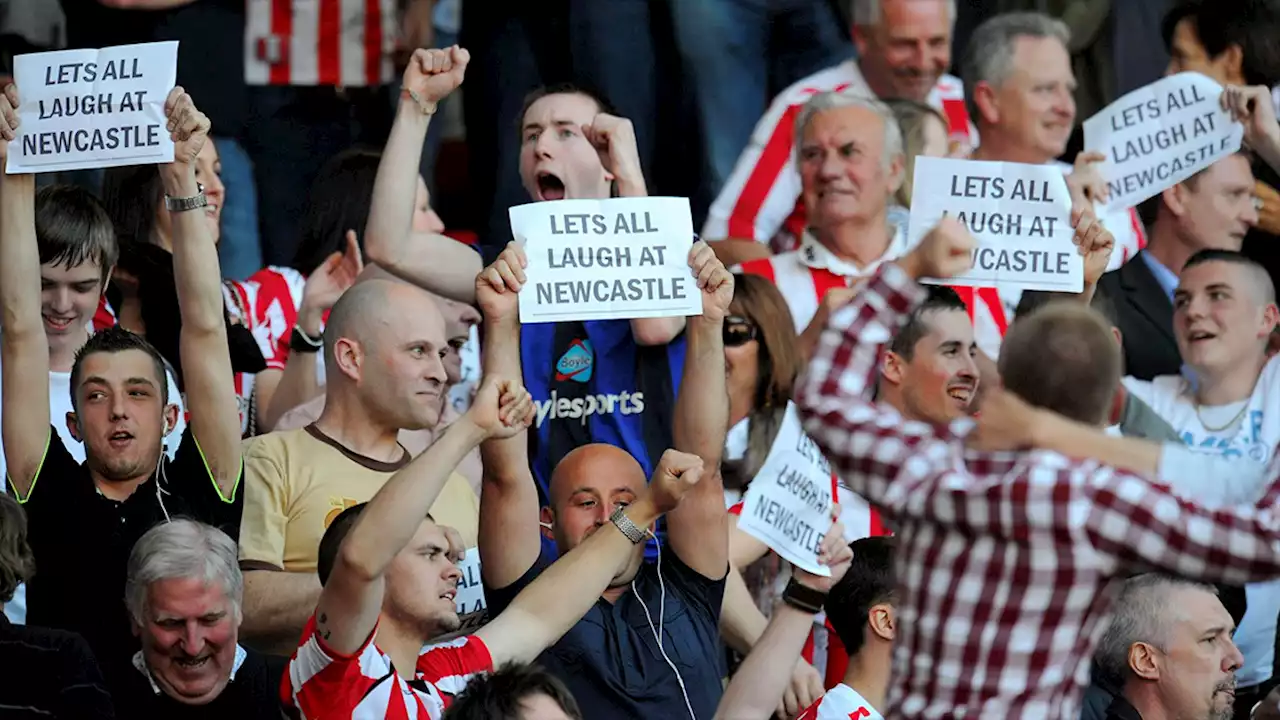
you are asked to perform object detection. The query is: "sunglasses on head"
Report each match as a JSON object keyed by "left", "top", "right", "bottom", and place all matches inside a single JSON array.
[{"left": 724, "top": 316, "right": 758, "bottom": 347}]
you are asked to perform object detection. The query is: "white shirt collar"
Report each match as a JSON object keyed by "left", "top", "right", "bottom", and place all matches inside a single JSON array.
[
  {"left": 796, "top": 222, "right": 910, "bottom": 278},
  {"left": 132, "top": 644, "right": 248, "bottom": 696}
]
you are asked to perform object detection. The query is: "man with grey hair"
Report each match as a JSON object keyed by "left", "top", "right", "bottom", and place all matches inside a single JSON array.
[
  {"left": 1090, "top": 573, "right": 1242, "bottom": 720},
  {"left": 962, "top": 11, "right": 1148, "bottom": 355},
  {"left": 704, "top": 0, "right": 975, "bottom": 268},
  {"left": 111, "top": 519, "right": 285, "bottom": 717}
]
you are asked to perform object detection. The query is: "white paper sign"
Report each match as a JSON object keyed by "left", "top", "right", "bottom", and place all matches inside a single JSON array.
[
  {"left": 510, "top": 197, "right": 701, "bottom": 324},
  {"left": 428, "top": 548, "right": 488, "bottom": 644},
  {"left": 908, "top": 156, "right": 1080, "bottom": 293},
  {"left": 7, "top": 41, "right": 177, "bottom": 174},
  {"left": 736, "top": 404, "right": 836, "bottom": 577},
  {"left": 1084, "top": 73, "right": 1242, "bottom": 212}
]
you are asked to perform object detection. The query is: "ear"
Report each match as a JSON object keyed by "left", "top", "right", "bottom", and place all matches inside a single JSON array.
[
  {"left": 869, "top": 603, "right": 896, "bottom": 641},
  {"left": 886, "top": 152, "right": 906, "bottom": 196},
  {"left": 973, "top": 82, "right": 1001, "bottom": 127},
  {"left": 1260, "top": 304, "right": 1280, "bottom": 340},
  {"left": 539, "top": 506, "right": 556, "bottom": 541},
  {"left": 881, "top": 350, "right": 908, "bottom": 386},
  {"left": 1163, "top": 183, "right": 1188, "bottom": 218},
  {"left": 1111, "top": 326, "right": 1123, "bottom": 346},
  {"left": 162, "top": 403, "right": 180, "bottom": 436},
  {"left": 1218, "top": 43, "right": 1246, "bottom": 85},
  {"left": 852, "top": 25, "right": 870, "bottom": 57},
  {"left": 1128, "top": 641, "right": 1161, "bottom": 680},
  {"left": 66, "top": 411, "right": 81, "bottom": 443},
  {"left": 333, "top": 337, "right": 364, "bottom": 382}
]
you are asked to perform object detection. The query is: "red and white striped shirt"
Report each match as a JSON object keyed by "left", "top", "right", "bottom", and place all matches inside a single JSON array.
[
  {"left": 284, "top": 616, "right": 492, "bottom": 719},
  {"left": 737, "top": 230, "right": 1013, "bottom": 360},
  {"left": 222, "top": 266, "right": 308, "bottom": 435},
  {"left": 704, "top": 61, "right": 975, "bottom": 252},
  {"left": 246, "top": 0, "right": 397, "bottom": 87},
  {"left": 797, "top": 683, "right": 883, "bottom": 720}
]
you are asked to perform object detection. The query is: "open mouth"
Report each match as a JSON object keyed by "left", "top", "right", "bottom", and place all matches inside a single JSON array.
[
  {"left": 108, "top": 430, "right": 135, "bottom": 448},
  {"left": 946, "top": 385, "right": 975, "bottom": 404},
  {"left": 174, "top": 655, "right": 211, "bottom": 669},
  {"left": 1187, "top": 329, "right": 1217, "bottom": 343},
  {"left": 537, "top": 172, "right": 566, "bottom": 201},
  {"left": 43, "top": 315, "right": 76, "bottom": 331}
]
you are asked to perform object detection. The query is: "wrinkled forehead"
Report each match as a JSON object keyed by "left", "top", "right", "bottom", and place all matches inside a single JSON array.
[
  {"left": 77, "top": 348, "right": 163, "bottom": 389},
  {"left": 1189, "top": 154, "right": 1255, "bottom": 192},
  {"left": 802, "top": 106, "right": 887, "bottom": 148},
  {"left": 549, "top": 451, "right": 646, "bottom": 504},
  {"left": 523, "top": 93, "right": 601, "bottom": 130}
]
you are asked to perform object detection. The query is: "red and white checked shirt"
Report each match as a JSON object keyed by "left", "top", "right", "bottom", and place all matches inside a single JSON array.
[
  {"left": 283, "top": 616, "right": 492, "bottom": 719},
  {"left": 738, "top": 231, "right": 1012, "bottom": 360},
  {"left": 796, "top": 261, "right": 1280, "bottom": 718},
  {"left": 704, "top": 60, "right": 975, "bottom": 252},
  {"left": 246, "top": 0, "right": 397, "bottom": 87},
  {"left": 797, "top": 683, "right": 883, "bottom": 720}
]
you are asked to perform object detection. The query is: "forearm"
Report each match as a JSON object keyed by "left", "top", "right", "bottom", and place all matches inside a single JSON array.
[
  {"left": 364, "top": 100, "right": 432, "bottom": 274},
  {"left": 630, "top": 316, "right": 686, "bottom": 346},
  {"left": 477, "top": 316, "right": 541, "bottom": 586},
  {"left": 162, "top": 165, "right": 224, "bottom": 333},
  {"left": 0, "top": 173, "right": 41, "bottom": 335},
  {"left": 714, "top": 603, "right": 815, "bottom": 720},
  {"left": 374, "top": 232, "right": 483, "bottom": 303},
  {"left": 483, "top": 498, "right": 661, "bottom": 665},
  {"left": 240, "top": 570, "right": 323, "bottom": 651},
  {"left": 719, "top": 568, "right": 769, "bottom": 656},
  {"left": 341, "top": 418, "right": 487, "bottom": 579},
  {"left": 1029, "top": 410, "right": 1161, "bottom": 476}
]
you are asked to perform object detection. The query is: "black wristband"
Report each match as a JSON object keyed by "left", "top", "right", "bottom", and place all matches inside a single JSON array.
[
  {"left": 289, "top": 326, "right": 322, "bottom": 354},
  {"left": 781, "top": 577, "right": 827, "bottom": 614}
]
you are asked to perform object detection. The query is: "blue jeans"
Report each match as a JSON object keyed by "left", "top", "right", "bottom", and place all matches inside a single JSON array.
[
  {"left": 214, "top": 136, "right": 263, "bottom": 281},
  {"left": 670, "top": 0, "right": 853, "bottom": 207}
]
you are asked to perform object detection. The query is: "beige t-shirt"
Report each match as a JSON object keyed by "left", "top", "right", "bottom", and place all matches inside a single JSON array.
[{"left": 238, "top": 425, "right": 480, "bottom": 572}]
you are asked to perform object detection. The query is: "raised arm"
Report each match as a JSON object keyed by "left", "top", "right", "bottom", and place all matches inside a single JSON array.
[
  {"left": 477, "top": 449, "right": 705, "bottom": 665},
  {"left": 0, "top": 84, "right": 50, "bottom": 499},
  {"left": 1223, "top": 85, "right": 1280, "bottom": 174},
  {"left": 665, "top": 241, "right": 731, "bottom": 579},
  {"left": 317, "top": 376, "right": 534, "bottom": 655},
  {"left": 472, "top": 243, "right": 543, "bottom": 588},
  {"left": 362, "top": 46, "right": 483, "bottom": 303},
  {"left": 795, "top": 220, "right": 975, "bottom": 505},
  {"left": 1084, "top": 454, "right": 1280, "bottom": 585},
  {"left": 715, "top": 525, "right": 852, "bottom": 720},
  {"left": 161, "top": 88, "right": 240, "bottom": 499}
]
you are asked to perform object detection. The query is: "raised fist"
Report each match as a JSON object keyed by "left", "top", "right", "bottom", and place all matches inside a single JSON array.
[
  {"left": 465, "top": 375, "right": 535, "bottom": 440},
  {"left": 164, "top": 86, "right": 211, "bottom": 166},
  {"left": 688, "top": 240, "right": 733, "bottom": 323},
  {"left": 583, "top": 113, "right": 643, "bottom": 189},
  {"left": 646, "top": 449, "right": 705, "bottom": 514},
  {"left": 474, "top": 241, "right": 527, "bottom": 324},
  {"left": 403, "top": 45, "right": 469, "bottom": 109},
  {"left": 1072, "top": 208, "right": 1114, "bottom": 288},
  {"left": 902, "top": 217, "right": 976, "bottom": 280}
]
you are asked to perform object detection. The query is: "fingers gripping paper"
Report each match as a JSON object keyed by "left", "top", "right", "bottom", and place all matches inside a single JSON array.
[
  {"left": 510, "top": 197, "right": 702, "bottom": 323},
  {"left": 1085, "top": 72, "right": 1243, "bottom": 212},
  {"left": 7, "top": 41, "right": 178, "bottom": 174},
  {"left": 736, "top": 404, "right": 837, "bottom": 577},
  {"left": 908, "top": 156, "right": 1080, "bottom": 293}
]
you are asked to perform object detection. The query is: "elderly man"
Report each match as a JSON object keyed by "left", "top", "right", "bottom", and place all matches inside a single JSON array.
[
  {"left": 735, "top": 91, "right": 1005, "bottom": 359},
  {"left": 963, "top": 12, "right": 1149, "bottom": 352},
  {"left": 112, "top": 520, "right": 284, "bottom": 717},
  {"left": 705, "top": 0, "right": 975, "bottom": 265},
  {"left": 1093, "top": 574, "right": 1242, "bottom": 720}
]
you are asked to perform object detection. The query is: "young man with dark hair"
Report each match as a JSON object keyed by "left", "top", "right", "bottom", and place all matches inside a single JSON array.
[
  {"left": 441, "top": 663, "right": 582, "bottom": 720},
  {"left": 799, "top": 536, "right": 897, "bottom": 719},
  {"left": 878, "top": 286, "right": 980, "bottom": 424},
  {"left": 0, "top": 84, "right": 243, "bottom": 688}
]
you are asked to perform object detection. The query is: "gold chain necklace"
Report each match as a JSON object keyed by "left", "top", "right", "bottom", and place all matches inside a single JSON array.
[{"left": 1195, "top": 400, "right": 1250, "bottom": 433}]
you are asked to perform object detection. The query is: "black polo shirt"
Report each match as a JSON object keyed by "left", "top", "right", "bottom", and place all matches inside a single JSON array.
[
  {"left": 15, "top": 427, "right": 242, "bottom": 690},
  {"left": 109, "top": 646, "right": 286, "bottom": 719},
  {"left": 0, "top": 615, "right": 115, "bottom": 719},
  {"left": 485, "top": 545, "right": 726, "bottom": 718}
]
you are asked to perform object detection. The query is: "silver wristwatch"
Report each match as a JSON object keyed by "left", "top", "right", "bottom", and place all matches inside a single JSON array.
[
  {"left": 164, "top": 190, "right": 208, "bottom": 213},
  {"left": 610, "top": 505, "right": 647, "bottom": 544}
]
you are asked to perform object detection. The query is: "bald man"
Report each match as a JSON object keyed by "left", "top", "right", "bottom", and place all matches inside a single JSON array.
[
  {"left": 474, "top": 241, "right": 737, "bottom": 718},
  {"left": 237, "top": 279, "right": 482, "bottom": 655}
]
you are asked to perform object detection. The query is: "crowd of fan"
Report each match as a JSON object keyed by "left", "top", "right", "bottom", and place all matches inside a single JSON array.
[{"left": 4, "top": 0, "right": 1280, "bottom": 719}]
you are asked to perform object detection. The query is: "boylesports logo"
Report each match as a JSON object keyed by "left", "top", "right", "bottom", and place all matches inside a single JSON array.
[{"left": 555, "top": 339, "right": 593, "bottom": 382}]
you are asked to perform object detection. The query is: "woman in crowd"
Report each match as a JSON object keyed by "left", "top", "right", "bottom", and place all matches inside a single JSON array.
[
  {"left": 886, "top": 99, "right": 954, "bottom": 233},
  {"left": 0, "top": 493, "right": 115, "bottom": 719}
]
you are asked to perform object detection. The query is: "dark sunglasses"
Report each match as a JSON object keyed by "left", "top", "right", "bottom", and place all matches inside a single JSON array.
[{"left": 724, "top": 316, "right": 759, "bottom": 347}]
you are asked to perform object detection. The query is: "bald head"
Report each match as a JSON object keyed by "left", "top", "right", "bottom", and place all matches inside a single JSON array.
[
  {"left": 550, "top": 444, "right": 647, "bottom": 504},
  {"left": 323, "top": 278, "right": 446, "bottom": 387}
]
